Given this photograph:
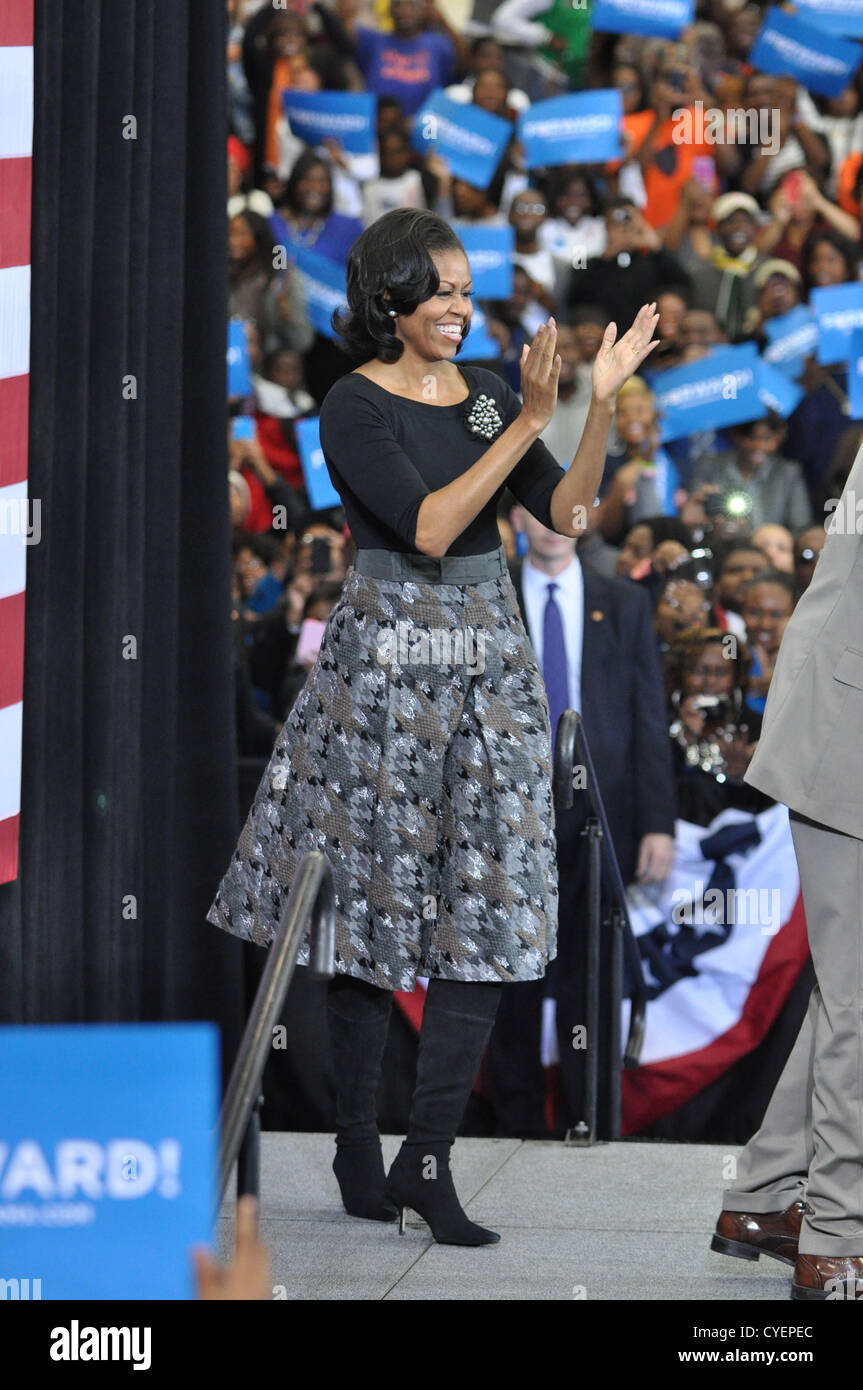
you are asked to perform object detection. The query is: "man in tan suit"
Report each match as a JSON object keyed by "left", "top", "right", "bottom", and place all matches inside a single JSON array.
[{"left": 710, "top": 442, "right": 863, "bottom": 1300}]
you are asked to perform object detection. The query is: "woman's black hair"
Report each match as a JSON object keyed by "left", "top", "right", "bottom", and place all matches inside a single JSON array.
[
  {"left": 636, "top": 515, "right": 695, "bottom": 549},
  {"left": 331, "top": 208, "right": 467, "bottom": 363},
  {"left": 229, "top": 208, "right": 277, "bottom": 278},
  {"left": 303, "top": 579, "right": 344, "bottom": 617},
  {"left": 664, "top": 627, "right": 751, "bottom": 704},
  {"left": 801, "top": 225, "right": 861, "bottom": 294},
  {"left": 612, "top": 60, "right": 646, "bottom": 111},
  {"left": 232, "top": 532, "right": 280, "bottom": 565},
  {"left": 281, "top": 149, "right": 334, "bottom": 220},
  {"left": 544, "top": 165, "right": 602, "bottom": 219},
  {"left": 740, "top": 569, "right": 797, "bottom": 604},
  {"left": 471, "top": 34, "right": 501, "bottom": 58}
]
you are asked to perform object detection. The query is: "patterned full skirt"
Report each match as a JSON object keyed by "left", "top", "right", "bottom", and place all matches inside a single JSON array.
[{"left": 206, "top": 549, "right": 559, "bottom": 990}]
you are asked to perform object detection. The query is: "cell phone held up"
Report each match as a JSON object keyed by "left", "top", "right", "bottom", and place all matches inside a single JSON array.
[
  {"left": 310, "top": 537, "right": 331, "bottom": 575},
  {"left": 781, "top": 170, "right": 803, "bottom": 209}
]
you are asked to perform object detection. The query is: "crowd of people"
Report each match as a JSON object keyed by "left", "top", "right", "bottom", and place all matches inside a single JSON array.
[{"left": 226, "top": 0, "right": 863, "bottom": 841}]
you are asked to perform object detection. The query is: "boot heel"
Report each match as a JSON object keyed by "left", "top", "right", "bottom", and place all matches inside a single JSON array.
[{"left": 711, "top": 1233, "right": 759, "bottom": 1262}]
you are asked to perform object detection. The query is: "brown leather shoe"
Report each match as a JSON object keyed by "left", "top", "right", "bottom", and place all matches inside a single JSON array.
[
  {"left": 792, "top": 1254, "right": 863, "bottom": 1301},
  {"left": 711, "top": 1199, "right": 808, "bottom": 1267}
]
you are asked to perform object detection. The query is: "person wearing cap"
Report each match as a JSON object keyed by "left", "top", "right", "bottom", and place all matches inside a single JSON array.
[
  {"left": 741, "top": 259, "right": 803, "bottom": 342},
  {"left": 689, "top": 192, "right": 763, "bottom": 341}
]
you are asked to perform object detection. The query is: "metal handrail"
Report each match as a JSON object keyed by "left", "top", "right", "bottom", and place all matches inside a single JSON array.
[
  {"left": 552, "top": 709, "right": 647, "bottom": 1069},
  {"left": 218, "top": 850, "right": 336, "bottom": 1203}
]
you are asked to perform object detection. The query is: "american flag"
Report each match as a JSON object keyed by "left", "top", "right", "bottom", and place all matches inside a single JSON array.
[
  {"left": 620, "top": 803, "right": 808, "bottom": 1133},
  {"left": 0, "top": 0, "right": 33, "bottom": 883}
]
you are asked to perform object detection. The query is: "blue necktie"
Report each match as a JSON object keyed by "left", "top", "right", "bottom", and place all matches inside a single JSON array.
[{"left": 542, "top": 580, "right": 569, "bottom": 750}]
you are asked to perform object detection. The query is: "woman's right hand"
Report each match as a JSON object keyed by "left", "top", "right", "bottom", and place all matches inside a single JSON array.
[
  {"left": 678, "top": 696, "right": 706, "bottom": 739},
  {"left": 518, "top": 319, "right": 561, "bottom": 433}
]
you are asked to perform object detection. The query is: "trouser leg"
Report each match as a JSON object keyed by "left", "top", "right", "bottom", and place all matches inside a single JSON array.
[
  {"left": 486, "top": 977, "right": 549, "bottom": 1137},
  {"left": 724, "top": 812, "right": 863, "bottom": 1255},
  {"left": 721, "top": 982, "right": 816, "bottom": 1212}
]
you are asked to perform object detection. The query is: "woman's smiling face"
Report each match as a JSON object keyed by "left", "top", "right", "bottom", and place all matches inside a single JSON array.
[
  {"left": 392, "top": 249, "right": 474, "bottom": 362},
  {"left": 296, "top": 161, "right": 330, "bottom": 214}
]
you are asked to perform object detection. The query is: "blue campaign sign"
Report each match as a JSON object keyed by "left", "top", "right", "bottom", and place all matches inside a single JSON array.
[
  {"left": 648, "top": 344, "right": 763, "bottom": 442},
  {"left": 411, "top": 92, "right": 512, "bottom": 190},
  {"left": 228, "top": 318, "right": 251, "bottom": 397},
  {"left": 296, "top": 416, "right": 342, "bottom": 511},
  {"left": 763, "top": 305, "right": 819, "bottom": 379},
  {"left": 281, "top": 89, "right": 376, "bottom": 157},
  {"left": 591, "top": 0, "right": 694, "bottom": 40},
  {"left": 292, "top": 246, "right": 348, "bottom": 343},
  {"left": 518, "top": 91, "right": 623, "bottom": 170},
  {"left": 232, "top": 415, "right": 257, "bottom": 442},
  {"left": 848, "top": 327, "right": 863, "bottom": 418},
  {"left": 811, "top": 281, "right": 863, "bottom": 364},
  {"left": 456, "top": 224, "right": 514, "bottom": 299},
  {"left": 793, "top": 0, "right": 863, "bottom": 40},
  {"left": 456, "top": 303, "right": 502, "bottom": 361},
  {"left": 0, "top": 1023, "right": 218, "bottom": 1300},
  {"left": 757, "top": 359, "right": 804, "bottom": 417},
  {"left": 749, "top": 6, "right": 863, "bottom": 98}
]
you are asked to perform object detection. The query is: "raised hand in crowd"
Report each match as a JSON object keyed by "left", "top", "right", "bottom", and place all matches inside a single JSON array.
[
  {"left": 231, "top": 434, "right": 277, "bottom": 489},
  {"left": 723, "top": 729, "right": 758, "bottom": 781},
  {"left": 602, "top": 204, "right": 660, "bottom": 258},
  {"left": 285, "top": 569, "right": 317, "bottom": 628}
]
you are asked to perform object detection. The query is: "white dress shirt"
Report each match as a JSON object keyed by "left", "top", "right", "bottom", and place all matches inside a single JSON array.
[{"left": 521, "top": 554, "right": 584, "bottom": 717}]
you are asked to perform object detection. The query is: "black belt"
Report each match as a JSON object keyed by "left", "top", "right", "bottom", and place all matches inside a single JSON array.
[{"left": 353, "top": 546, "right": 508, "bottom": 585}]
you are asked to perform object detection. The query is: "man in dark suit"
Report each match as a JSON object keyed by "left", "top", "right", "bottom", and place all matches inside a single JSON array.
[{"left": 487, "top": 508, "right": 676, "bottom": 1137}]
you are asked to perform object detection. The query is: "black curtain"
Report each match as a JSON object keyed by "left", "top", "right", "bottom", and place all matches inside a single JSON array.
[{"left": 0, "top": 0, "right": 245, "bottom": 1078}]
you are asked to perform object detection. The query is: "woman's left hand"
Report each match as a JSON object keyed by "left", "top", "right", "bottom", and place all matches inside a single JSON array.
[{"left": 591, "top": 303, "right": 660, "bottom": 405}]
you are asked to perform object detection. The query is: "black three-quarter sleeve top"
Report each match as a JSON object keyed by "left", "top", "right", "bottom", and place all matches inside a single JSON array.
[{"left": 318, "top": 364, "right": 569, "bottom": 556}]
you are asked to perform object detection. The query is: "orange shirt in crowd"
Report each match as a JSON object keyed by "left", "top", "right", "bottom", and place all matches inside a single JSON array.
[
  {"left": 838, "top": 150, "right": 863, "bottom": 219},
  {"left": 622, "top": 108, "right": 711, "bottom": 230},
  {"left": 265, "top": 56, "right": 320, "bottom": 169}
]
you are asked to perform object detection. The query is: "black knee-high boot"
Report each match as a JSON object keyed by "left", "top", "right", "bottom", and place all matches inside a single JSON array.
[
  {"left": 327, "top": 975, "right": 398, "bottom": 1222},
  {"left": 385, "top": 977, "right": 503, "bottom": 1246}
]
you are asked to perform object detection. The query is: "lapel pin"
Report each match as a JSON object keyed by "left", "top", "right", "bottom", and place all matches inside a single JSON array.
[{"left": 591, "top": 609, "right": 604, "bottom": 622}]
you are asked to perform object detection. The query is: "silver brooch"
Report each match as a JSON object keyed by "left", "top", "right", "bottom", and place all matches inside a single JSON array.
[{"left": 464, "top": 392, "right": 503, "bottom": 442}]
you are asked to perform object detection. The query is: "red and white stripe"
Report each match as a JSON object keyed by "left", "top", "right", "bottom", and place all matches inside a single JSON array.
[
  {"left": 0, "top": 0, "right": 33, "bottom": 884},
  {"left": 620, "top": 803, "right": 808, "bottom": 1134}
]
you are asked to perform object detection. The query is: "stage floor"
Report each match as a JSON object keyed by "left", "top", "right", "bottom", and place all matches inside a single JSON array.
[{"left": 219, "top": 1133, "right": 793, "bottom": 1301}]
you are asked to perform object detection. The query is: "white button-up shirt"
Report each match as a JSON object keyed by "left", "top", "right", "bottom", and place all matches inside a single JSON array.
[{"left": 521, "top": 554, "right": 584, "bottom": 717}]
